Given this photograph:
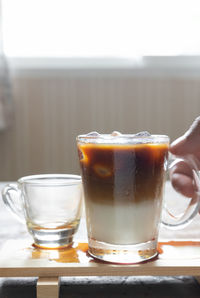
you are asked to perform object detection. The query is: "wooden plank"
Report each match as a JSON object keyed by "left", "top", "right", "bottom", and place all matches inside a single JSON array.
[
  {"left": 0, "top": 239, "right": 200, "bottom": 278},
  {"left": 0, "top": 260, "right": 200, "bottom": 277},
  {"left": 37, "top": 277, "right": 59, "bottom": 298}
]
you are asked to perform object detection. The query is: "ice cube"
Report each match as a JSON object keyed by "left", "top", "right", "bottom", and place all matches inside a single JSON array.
[
  {"left": 86, "top": 131, "right": 100, "bottom": 137},
  {"left": 93, "top": 164, "right": 112, "bottom": 177},
  {"left": 111, "top": 131, "right": 122, "bottom": 136},
  {"left": 135, "top": 131, "right": 151, "bottom": 137}
]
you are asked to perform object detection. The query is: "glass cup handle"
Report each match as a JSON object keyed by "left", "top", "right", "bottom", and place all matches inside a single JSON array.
[
  {"left": 162, "top": 155, "right": 200, "bottom": 229},
  {"left": 2, "top": 183, "right": 25, "bottom": 223}
]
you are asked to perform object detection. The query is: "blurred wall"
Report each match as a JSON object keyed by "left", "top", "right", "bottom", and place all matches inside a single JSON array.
[{"left": 0, "top": 69, "right": 199, "bottom": 180}]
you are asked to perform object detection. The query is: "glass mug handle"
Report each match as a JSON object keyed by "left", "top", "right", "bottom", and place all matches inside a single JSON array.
[
  {"left": 162, "top": 154, "right": 200, "bottom": 229},
  {"left": 2, "top": 183, "right": 25, "bottom": 223}
]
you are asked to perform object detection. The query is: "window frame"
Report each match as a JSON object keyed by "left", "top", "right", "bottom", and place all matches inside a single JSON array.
[{"left": 7, "top": 56, "right": 200, "bottom": 79}]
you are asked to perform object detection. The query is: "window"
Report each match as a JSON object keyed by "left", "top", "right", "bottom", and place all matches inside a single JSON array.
[{"left": 2, "top": 0, "right": 200, "bottom": 60}]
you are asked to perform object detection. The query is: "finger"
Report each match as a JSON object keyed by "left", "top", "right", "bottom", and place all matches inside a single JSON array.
[
  {"left": 170, "top": 116, "right": 200, "bottom": 156},
  {"left": 170, "top": 160, "right": 193, "bottom": 178},
  {"left": 169, "top": 160, "right": 196, "bottom": 198},
  {"left": 170, "top": 173, "right": 196, "bottom": 198}
]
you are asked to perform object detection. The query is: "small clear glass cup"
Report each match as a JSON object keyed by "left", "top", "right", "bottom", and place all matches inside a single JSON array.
[
  {"left": 2, "top": 174, "right": 82, "bottom": 249},
  {"left": 77, "top": 133, "right": 200, "bottom": 264}
]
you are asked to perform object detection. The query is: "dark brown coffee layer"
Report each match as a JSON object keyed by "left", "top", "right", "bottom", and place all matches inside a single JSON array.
[{"left": 78, "top": 143, "right": 168, "bottom": 204}]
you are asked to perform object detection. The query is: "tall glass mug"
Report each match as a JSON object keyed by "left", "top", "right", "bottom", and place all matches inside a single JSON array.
[
  {"left": 77, "top": 132, "right": 200, "bottom": 264},
  {"left": 2, "top": 174, "right": 82, "bottom": 248}
]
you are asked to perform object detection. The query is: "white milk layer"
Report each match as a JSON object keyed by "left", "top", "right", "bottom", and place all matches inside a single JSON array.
[{"left": 85, "top": 199, "right": 163, "bottom": 245}]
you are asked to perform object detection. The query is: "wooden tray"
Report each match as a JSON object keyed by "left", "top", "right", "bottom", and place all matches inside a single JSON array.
[{"left": 0, "top": 239, "right": 200, "bottom": 298}]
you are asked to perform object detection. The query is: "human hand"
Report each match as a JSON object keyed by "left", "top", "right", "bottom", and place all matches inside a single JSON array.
[{"left": 169, "top": 117, "right": 200, "bottom": 201}]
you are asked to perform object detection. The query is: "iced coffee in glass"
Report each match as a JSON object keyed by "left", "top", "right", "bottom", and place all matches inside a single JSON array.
[{"left": 77, "top": 132, "right": 169, "bottom": 263}]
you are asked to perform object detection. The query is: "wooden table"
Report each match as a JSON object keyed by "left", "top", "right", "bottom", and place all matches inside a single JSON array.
[
  {"left": 0, "top": 182, "right": 200, "bottom": 298},
  {"left": 0, "top": 236, "right": 200, "bottom": 297}
]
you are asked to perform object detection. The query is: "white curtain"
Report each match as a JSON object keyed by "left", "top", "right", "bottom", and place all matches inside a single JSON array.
[{"left": 0, "top": 2, "right": 13, "bottom": 130}]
